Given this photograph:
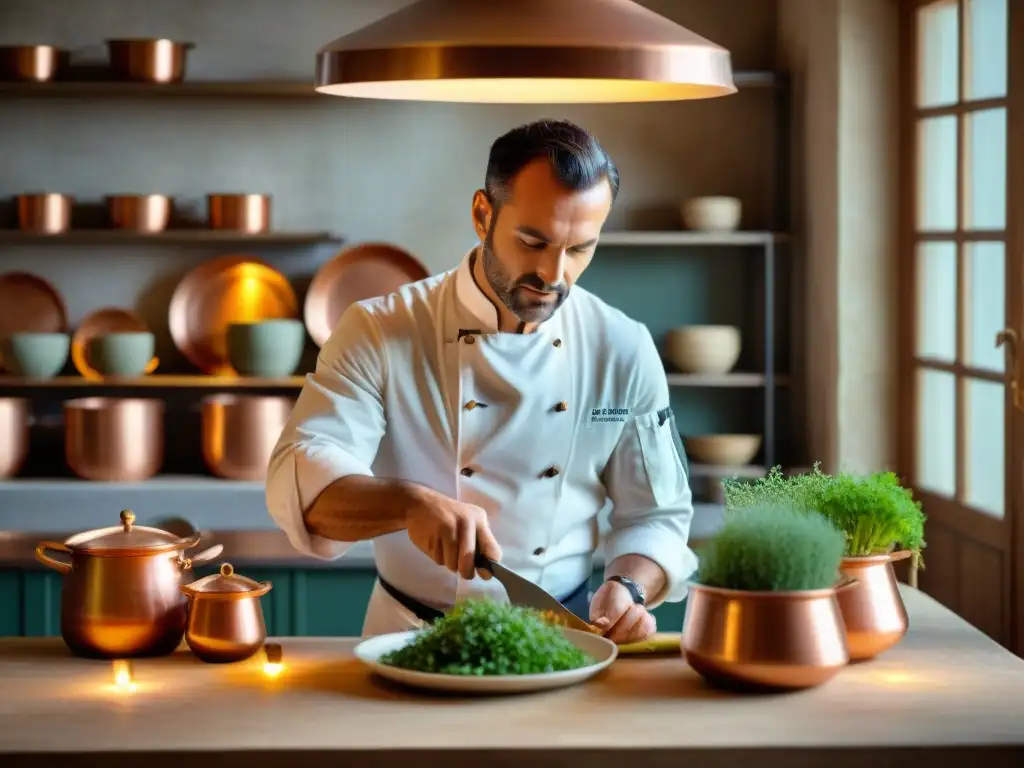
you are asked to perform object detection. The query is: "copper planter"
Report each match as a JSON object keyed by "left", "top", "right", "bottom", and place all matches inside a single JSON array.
[
  {"left": 106, "top": 194, "right": 171, "bottom": 232},
  {"left": 0, "top": 398, "right": 29, "bottom": 478},
  {"left": 65, "top": 397, "right": 164, "bottom": 481},
  {"left": 107, "top": 39, "right": 193, "bottom": 83},
  {"left": 682, "top": 581, "right": 854, "bottom": 691},
  {"left": 182, "top": 563, "right": 272, "bottom": 663},
  {"left": 0, "top": 45, "right": 67, "bottom": 82},
  {"left": 17, "top": 193, "right": 72, "bottom": 233},
  {"left": 35, "top": 510, "right": 223, "bottom": 658},
  {"left": 201, "top": 394, "right": 293, "bottom": 481},
  {"left": 207, "top": 194, "right": 271, "bottom": 233},
  {"left": 836, "top": 552, "right": 911, "bottom": 661}
]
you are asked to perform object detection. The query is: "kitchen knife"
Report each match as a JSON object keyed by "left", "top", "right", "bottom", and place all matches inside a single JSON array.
[{"left": 473, "top": 553, "right": 596, "bottom": 633}]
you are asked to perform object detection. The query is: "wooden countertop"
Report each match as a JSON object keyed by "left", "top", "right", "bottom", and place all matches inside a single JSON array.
[{"left": 1, "top": 587, "right": 1023, "bottom": 768}]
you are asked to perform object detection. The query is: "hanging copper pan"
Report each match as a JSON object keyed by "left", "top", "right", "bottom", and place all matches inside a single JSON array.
[
  {"left": 303, "top": 243, "right": 429, "bottom": 347},
  {"left": 0, "top": 271, "right": 68, "bottom": 372},
  {"left": 168, "top": 255, "right": 298, "bottom": 375},
  {"left": 72, "top": 307, "right": 159, "bottom": 380}
]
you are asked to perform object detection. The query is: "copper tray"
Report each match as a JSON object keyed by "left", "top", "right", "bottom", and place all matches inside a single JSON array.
[
  {"left": 0, "top": 271, "right": 68, "bottom": 371},
  {"left": 169, "top": 255, "right": 298, "bottom": 375},
  {"left": 72, "top": 307, "right": 158, "bottom": 380},
  {"left": 304, "top": 243, "right": 429, "bottom": 347}
]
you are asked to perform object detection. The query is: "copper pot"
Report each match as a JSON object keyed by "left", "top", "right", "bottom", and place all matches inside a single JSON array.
[
  {"left": 0, "top": 398, "right": 29, "bottom": 478},
  {"left": 106, "top": 39, "right": 193, "bottom": 83},
  {"left": 682, "top": 580, "right": 855, "bottom": 691},
  {"left": 207, "top": 194, "right": 271, "bottom": 233},
  {"left": 181, "top": 562, "right": 272, "bottom": 663},
  {"left": 201, "top": 394, "right": 293, "bottom": 481},
  {"left": 65, "top": 397, "right": 164, "bottom": 481},
  {"left": 35, "top": 509, "right": 223, "bottom": 658},
  {"left": 106, "top": 194, "right": 171, "bottom": 233},
  {"left": 0, "top": 45, "right": 67, "bottom": 82},
  {"left": 17, "top": 193, "right": 72, "bottom": 233},
  {"left": 836, "top": 552, "right": 911, "bottom": 661}
]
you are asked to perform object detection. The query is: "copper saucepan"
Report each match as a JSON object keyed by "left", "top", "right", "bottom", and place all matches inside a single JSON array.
[
  {"left": 0, "top": 45, "right": 67, "bottom": 82},
  {"left": 182, "top": 563, "right": 273, "bottom": 663},
  {"left": 0, "top": 398, "right": 29, "bottom": 478},
  {"left": 106, "top": 39, "right": 193, "bottom": 83},
  {"left": 17, "top": 193, "right": 72, "bottom": 234},
  {"left": 207, "top": 194, "right": 271, "bottom": 233},
  {"left": 106, "top": 195, "right": 172, "bottom": 233},
  {"left": 35, "top": 509, "right": 223, "bottom": 658},
  {"left": 64, "top": 397, "right": 164, "bottom": 481},
  {"left": 201, "top": 394, "right": 293, "bottom": 481}
]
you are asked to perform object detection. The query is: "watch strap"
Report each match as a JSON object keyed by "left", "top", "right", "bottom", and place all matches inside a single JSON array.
[{"left": 607, "top": 574, "right": 646, "bottom": 606}]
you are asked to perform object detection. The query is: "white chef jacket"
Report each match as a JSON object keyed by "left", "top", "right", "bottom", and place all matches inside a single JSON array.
[{"left": 266, "top": 247, "right": 697, "bottom": 636}]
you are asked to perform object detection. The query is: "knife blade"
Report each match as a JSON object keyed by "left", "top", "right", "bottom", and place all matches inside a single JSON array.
[{"left": 474, "top": 553, "right": 596, "bottom": 633}]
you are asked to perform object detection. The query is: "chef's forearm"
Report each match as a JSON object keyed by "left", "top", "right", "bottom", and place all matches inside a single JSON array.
[
  {"left": 302, "top": 475, "right": 434, "bottom": 542},
  {"left": 606, "top": 554, "right": 667, "bottom": 603}
]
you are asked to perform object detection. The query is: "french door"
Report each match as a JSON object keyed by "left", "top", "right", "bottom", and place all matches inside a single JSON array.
[{"left": 901, "top": 0, "right": 1023, "bottom": 652}]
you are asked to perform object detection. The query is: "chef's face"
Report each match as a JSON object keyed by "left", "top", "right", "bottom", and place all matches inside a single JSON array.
[{"left": 472, "top": 158, "right": 613, "bottom": 324}]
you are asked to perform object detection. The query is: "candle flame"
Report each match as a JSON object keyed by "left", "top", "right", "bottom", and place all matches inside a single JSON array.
[
  {"left": 112, "top": 660, "right": 136, "bottom": 692},
  {"left": 263, "top": 661, "right": 284, "bottom": 678}
]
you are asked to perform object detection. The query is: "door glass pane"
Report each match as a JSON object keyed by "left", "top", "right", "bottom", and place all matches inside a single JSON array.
[
  {"left": 916, "top": 368, "right": 957, "bottom": 496},
  {"left": 964, "top": 242, "right": 1005, "bottom": 372},
  {"left": 917, "top": 117, "right": 958, "bottom": 231},
  {"left": 965, "top": 0, "right": 1008, "bottom": 100},
  {"left": 918, "top": 0, "right": 960, "bottom": 107},
  {"left": 916, "top": 242, "right": 958, "bottom": 361},
  {"left": 964, "top": 377, "right": 1004, "bottom": 517},
  {"left": 964, "top": 108, "right": 1007, "bottom": 230}
]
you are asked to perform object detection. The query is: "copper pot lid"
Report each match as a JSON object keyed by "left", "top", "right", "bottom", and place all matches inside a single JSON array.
[
  {"left": 303, "top": 243, "right": 429, "bottom": 347},
  {"left": 72, "top": 307, "right": 158, "bottom": 380},
  {"left": 183, "top": 563, "right": 272, "bottom": 598},
  {"left": 64, "top": 509, "right": 201, "bottom": 555},
  {"left": 168, "top": 255, "right": 299, "bottom": 375},
  {"left": 0, "top": 271, "right": 68, "bottom": 371}
]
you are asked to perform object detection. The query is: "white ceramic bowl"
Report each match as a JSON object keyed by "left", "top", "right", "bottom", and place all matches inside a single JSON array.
[
  {"left": 684, "top": 434, "right": 763, "bottom": 467},
  {"left": 664, "top": 325, "right": 741, "bottom": 374},
  {"left": 681, "top": 196, "right": 742, "bottom": 232}
]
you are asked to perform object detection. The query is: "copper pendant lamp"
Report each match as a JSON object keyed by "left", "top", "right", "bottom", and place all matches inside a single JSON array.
[{"left": 315, "top": 0, "right": 736, "bottom": 103}]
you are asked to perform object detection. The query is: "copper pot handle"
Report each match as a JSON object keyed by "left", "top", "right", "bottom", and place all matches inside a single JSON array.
[
  {"left": 889, "top": 549, "right": 913, "bottom": 563},
  {"left": 834, "top": 575, "right": 859, "bottom": 592},
  {"left": 178, "top": 544, "right": 224, "bottom": 571},
  {"left": 35, "top": 542, "right": 72, "bottom": 575}
]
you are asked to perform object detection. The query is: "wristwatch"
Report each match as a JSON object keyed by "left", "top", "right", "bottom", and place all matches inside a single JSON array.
[{"left": 606, "top": 575, "right": 646, "bottom": 606}]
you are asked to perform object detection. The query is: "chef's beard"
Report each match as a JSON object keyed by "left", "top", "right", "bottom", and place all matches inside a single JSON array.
[{"left": 481, "top": 228, "right": 568, "bottom": 324}]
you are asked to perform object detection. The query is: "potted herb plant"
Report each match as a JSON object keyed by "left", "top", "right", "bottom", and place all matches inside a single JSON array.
[
  {"left": 682, "top": 506, "right": 852, "bottom": 691},
  {"left": 722, "top": 465, "right": 927, "bottom": 660}
]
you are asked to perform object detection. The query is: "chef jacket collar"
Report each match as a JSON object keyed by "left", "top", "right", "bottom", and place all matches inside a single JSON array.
[{"left": 454, "top": 246, "right": 561, "bottom": 335}]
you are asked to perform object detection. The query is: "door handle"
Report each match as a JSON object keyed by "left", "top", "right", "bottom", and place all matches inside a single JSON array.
[{"left": 995, "top": 328, "right": 1022, "bottom": 410}]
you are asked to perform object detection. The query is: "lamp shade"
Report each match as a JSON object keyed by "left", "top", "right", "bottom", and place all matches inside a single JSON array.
[{"left": 315, "top": 0, "right": 736, "bottom": 103}]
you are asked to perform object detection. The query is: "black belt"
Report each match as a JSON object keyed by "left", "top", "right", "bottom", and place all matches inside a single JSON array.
[{"left": 379, "top": 575, "right": 591, "bottom": 625}]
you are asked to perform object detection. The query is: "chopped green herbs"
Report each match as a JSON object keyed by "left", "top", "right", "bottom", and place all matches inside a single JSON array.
[
  {"left": 697, "top": 506, "right": 846, "bottom": 592},
  {"left": 380, "top": 600, "right": 593, "bottom": 676}
]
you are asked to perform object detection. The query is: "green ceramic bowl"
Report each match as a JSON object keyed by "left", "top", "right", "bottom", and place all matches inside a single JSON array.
[
  {"left": 227, "top": 319, "right": 305, "bottom": 377},
  {"left": 1, "top": 332, "right": 70, "bottom": 379},
  {"left": 87, "top": 332, "right": 156, "bottom": 377}
]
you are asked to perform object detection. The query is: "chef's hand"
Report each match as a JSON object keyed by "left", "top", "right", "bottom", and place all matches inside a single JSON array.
[
  {"left": 406, "top": 491, "right": 502, "bottom": 581},
  {"left": 589, "top": 579, "right": 657, "bottom": 644}
]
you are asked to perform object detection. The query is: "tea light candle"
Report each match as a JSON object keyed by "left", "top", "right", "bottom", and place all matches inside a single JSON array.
[
  {"left": 262, "top": 643, "right": 284, "bottom": 677},
  {"left": 111, "top": 659, "right": 136, "bottom": 692}
]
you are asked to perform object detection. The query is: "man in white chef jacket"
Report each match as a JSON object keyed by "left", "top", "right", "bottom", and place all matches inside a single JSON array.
[{"left": 266, "top": 119, "right": 697, "bottom": 643}]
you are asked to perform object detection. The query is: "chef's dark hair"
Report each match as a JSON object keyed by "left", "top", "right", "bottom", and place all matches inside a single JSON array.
[{"left": 484, "top": 119, "right": 620, "bottom": 208}]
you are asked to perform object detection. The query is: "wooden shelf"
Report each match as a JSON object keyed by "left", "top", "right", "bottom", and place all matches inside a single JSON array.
[
  {"left": 0, "top": 375, "right": 306, "bottom": 389},
  {"left": 0, "top": 230, "right": 340, "bottom": 246},
  {"left": 600, "top": 231, "right": 786, "bottom": 247},
  {"left": 666, "top": 373, "right": 790, "bottom": 387},
  {"left": 0, "top": 72, "right": 786, "bottom": 99},
  {"left": 689, "top": 463, "right": 767, "bottom": 479}
]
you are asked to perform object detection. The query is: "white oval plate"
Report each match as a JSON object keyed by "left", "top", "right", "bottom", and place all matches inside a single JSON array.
[{"left": 354, "top": 628, "right": 618, "bottom": 694}]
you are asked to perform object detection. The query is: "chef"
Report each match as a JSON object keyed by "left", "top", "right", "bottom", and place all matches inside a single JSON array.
[{"left": 266, "top": 118, "right": 697, "bottom": 643}]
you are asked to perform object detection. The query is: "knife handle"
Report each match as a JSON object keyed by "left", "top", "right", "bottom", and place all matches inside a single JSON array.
[{"left": 473, "top": 551, "right": 495, "bottom": 573}]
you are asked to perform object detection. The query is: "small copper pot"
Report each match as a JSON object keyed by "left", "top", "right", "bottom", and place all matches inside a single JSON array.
[
  {"left": 836, "top": 552, "right": 911, "bottom": 660},
  {"left": 0, "top": 398, "right": 29, "bottom": 478},
  {"left": 65, "top": 397, "right": 164, "bottom": 481},
  {"left": 107, "top": 39, "right": 193, "bottom": 83},
  {"left": 17, "top": 193, "right": 72, "bottom": 233},
  {"left": 182, "top": 563, "right": 272, "bottom": 663},
  {"left": 201, "top": 394, "right": 293, "bottom": 481},
  {"left": 0, "top": 45, "right": 67, "bottom": 82},
  {"left": 207, "top": 194, "right": 271, "bottom": 233},
  {"left": 35, "top": 509, "right": 223, "bottom": 658},
  {"left": 106, "top": 195, "right": 171, "bottom": 232},
  {"left": 682, "top": 579, "right": 855, "bottom": 691}
]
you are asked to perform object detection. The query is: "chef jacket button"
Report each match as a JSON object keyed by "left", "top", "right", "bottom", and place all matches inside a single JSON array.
[
  {"left": 552, "top": 338, "right": 562, "bottom": 348},
  {"left": 533, "top": 547, "right": 546, "bottom": 557},
  {"left": 542, "top": 465, "right": 560, "bottom": 478},
  {"left": 464, "top": 335, "right": 476, "bottom": 345},
  {"left": 553, "top": 401, "right": 568, "bottom": 412},
  {"left": 461, "top": 467, "right": 475, "bottom": 477}
]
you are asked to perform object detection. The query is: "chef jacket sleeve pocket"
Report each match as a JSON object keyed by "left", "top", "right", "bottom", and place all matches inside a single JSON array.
[{"left": 635, "top": 409, "right": 690, "bottom": 508}]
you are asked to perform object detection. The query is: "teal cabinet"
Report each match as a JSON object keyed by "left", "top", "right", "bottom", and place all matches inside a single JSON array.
[{"left": 0, "top": 567, "right": 686, "bottom": 638}]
